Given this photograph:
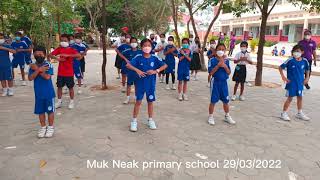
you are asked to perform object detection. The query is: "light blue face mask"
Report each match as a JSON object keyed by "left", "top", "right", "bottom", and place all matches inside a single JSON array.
[
  {"left": 182, "top": 44, "right": 189, "bottom": 49},
  {"left": 15, "top": 37, "right": 21, "bottom": 41}
]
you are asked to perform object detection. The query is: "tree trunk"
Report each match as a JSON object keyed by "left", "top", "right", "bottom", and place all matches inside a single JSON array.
[
  {"left": 255, "top": 12, "right": 268, "bottom": 86},
  {"left": 170, "top": 0, "right": 180, "bottom": 47},
  {"left": 0, "top": 15, "right": 4, "bottom": 33},
  {"left": 101, "top": 0, "right": 107, "bottom": 89},
  {"left": 187, "top": 19, "right": 191, "bottom": 36}
]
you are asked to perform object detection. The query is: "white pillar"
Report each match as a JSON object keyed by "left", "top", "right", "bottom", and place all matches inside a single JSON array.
[
  {"left": 303, "top": 18, "right": 309, "bottom": 30},
  {"left": 279, "top": 20, "right": 284, "bottom": 30}
]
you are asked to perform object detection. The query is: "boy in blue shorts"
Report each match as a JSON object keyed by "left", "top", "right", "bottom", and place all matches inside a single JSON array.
[
  {"left": 28, "top": 46, "right": 56, "bottom": 138},
  {"left": 177, "top": 38, "right": 192, "bottom": 101},
  {"left": 12, "top": 31, "right": 30, "bottom": 86},
  {"left": 126, "top": 39, "right": 167, "bottom": 132},
  {"left": 122, "top": 37, "right": 142, "bottom": 104},
  {"left": 208, "top": 43, "right": 235, "bottom": 125},
  {"left": 19, "top": 31, "right": 33, "bottom": 65},
  {"left": 0, "top": 33, "right": 16, "bottom": 96},
  {"left": 163, "top": 36, "right": 178, "bottom": 90},
  {"left": 279, "top": 44, "right": 310, "bottom": 121}
]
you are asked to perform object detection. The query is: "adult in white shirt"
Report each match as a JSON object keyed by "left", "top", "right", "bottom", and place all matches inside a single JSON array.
[
  {"left": 154, "top": 33, "right": 168, "bottom": 83},
  {"left": 112, "top": 33, "right": 126, "bottom": 79},
  {"left": 190, "top": 36, "right": 202, "bottom": 80}
]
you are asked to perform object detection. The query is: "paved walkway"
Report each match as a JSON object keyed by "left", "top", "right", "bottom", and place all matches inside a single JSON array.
[{"left": 0, "top": 50, "right": 320, "bottom": 180}]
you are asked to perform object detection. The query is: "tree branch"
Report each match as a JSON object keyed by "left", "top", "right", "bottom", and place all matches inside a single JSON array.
[
  {"left": 267, "top": 0, "right": 279, "bottom": 15},
  {"left": 254, "top": 0, "right": 263, "bottom": 12}
]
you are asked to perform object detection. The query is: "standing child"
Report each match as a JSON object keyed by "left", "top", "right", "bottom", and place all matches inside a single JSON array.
[
  {"left": 0, "top": 33, "right": 16, "bottom": 96},
  {"left": 126, "top": 39, "right": 167, "bottom": 132},
  {"left": 177, "top": 38, "right": 192, "bottom": 101},
  {"left": 190, "top": 36, "right": 202, "bottom": 81},
  {"left": 207, "top": 39, "right": 216, "bottom": 87},
  {"left": 280, "top": 47, "right": 286, "bottom": 56},
  {"left": 122, "top": 37, "right": 142, "bottom": 104},
  {"left": 154, "top": 34, "right": 167, "bottom": 83},
  {"left": 112, "top": 33, "right": 126, "bottom": 79},
  {"left": 231, "top": 41, "right": 252, "bottom": 101},
  {"left": 208, "top": 43, "right": 235, "bottom": 125},
  {"left": 28, "top": 46, "right": 56, "bottom": 138},
  {"left": 11, "top": 31, "right": 30, "bottom": 86},
  {"left": 279, "top": 44, "right": 310, "bottom": 121},
  {"left": 163, "top": 36, "right": 178, "bottom": 90},
  {"left": 115, "top": 34, "right": 132, "bottom": 93},
  {"left": 272, "top": 46, "right": 278, "bottom": 56},
  {"left": 20, "top": 31, "right": 33, "bottom": 65},
  {"left": 49, "top": 34, "right": 81, "bottom": 109}
]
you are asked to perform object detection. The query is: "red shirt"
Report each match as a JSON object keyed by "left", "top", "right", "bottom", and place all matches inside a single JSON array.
[{"left": 51, "top": 47, "right": 78, "bottom": 77}]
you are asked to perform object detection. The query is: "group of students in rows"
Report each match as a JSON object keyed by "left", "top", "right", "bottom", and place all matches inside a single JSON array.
[
  {"left": 113, "top": 32, "right": 313, "bottom": 132},
  {"left": 0, "top": 32, "right": 89, "bottom": 138}
]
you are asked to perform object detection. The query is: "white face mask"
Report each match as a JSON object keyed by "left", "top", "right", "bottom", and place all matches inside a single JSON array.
[
  {"left": 168, "top": 41, "right": 174, "bottom": 45},
  {"left": 120, "top": 36, "right": 125, "bottom": 41},
  {"left": 125, "top": 38, "right": 130, "bottom": 43},
  {"left": 0, "top": 39, "right": 5, "bottom": 44},
  {"left": 305, "top": 35, "right": 311, "bottom": 40},
  {"left": 240, "top": 47, "right": 247, "bottom": 52},
  {"left": 131, "top": 43, "right": 138, "bottom": 48},
  {"left": 75, "top": 39, "right": 82, "bottom": 44},
  {"left": 60, "top": 42, "right": 69, "bottom": 48},
  {"left": 69, "top": 40, "right": 75, "bottom": 44},
  {"left": 293, "top": 52, "right": 302, "bottom": 58},
  {"left": 142, "top": 46, "right": 152, "bottom": 54},
  {"left": 210, "top": 44, "right": 216, "bottom": 49},
  {"left": 160, "top": 38, "right": 165, "bottom": 42},
  {"left": 216, "top": 50, "right": 225, "bottom": 57}
]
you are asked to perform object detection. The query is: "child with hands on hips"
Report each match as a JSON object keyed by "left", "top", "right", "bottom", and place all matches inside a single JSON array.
[
  {"left": 208, "top": 43, "right": 235, "bottom": 125},
  {"left": 126, "top": 39, "right": 167, "bottom": 132}
]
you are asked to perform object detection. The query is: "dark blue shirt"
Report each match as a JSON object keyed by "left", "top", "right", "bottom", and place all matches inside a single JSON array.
[
  {"left": 208, "top": 57, "right": 231, "bottom": 81},
  {"left": 177, "top": 49, "right": 192, "bottom": 74},
  {"left": 0, "top": 44, "right": 14, "bottom": 68},
  {"left": 29, "top": 61, "right": 56, "bottom": 100},
  {"left": 11, "top": 41, "right": 28, "bottom": 60}
]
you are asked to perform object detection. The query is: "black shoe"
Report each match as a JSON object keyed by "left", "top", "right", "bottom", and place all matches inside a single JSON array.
[{"left": 305, "top": 84, "right": 310, "bottom": 89}]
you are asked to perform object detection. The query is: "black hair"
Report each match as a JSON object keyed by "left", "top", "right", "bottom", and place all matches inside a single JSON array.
[
  {"left": 69, "top": 34, "right": 74, "bottom": 38},
  {"left": 160, "top": 34, "right": 166, "bottom": 38},
  {"left": 15, "top": 31, "right": 22, "bottom": 36},
  {"left": 33, "top": 46, "right": 47, "bottom": 55},
  {"left": 0, "top": 33, "right": 4, "bottom": 37},
  {"left": 168, "top": 36, "right": 174, "bottom": 41},
  {"left": 74, "top": 33, "right": 82, "bottom": 39},
  {"left": 140, "top": 38, "right": 152, "bottom": 47},
  {"left": 121, "top": 32, "right": 127, "bottom": 36},
  {"left": 240, "top": 41, "right": 248, "bottom": 47},
  {"left": 182, "top": 38, "right": 190, "bottom": 44},
  {"left": 61, "top": 34, "right": 70, "bottom": 40},
  {"left": 291, "top": 44, "right": 304, "bottom": 54},
  {"left": 215, "top": 43, "right": 226, "bottom": 50},
  {"left": 130, "top": 37, "right": 137, "bottom": 42}
]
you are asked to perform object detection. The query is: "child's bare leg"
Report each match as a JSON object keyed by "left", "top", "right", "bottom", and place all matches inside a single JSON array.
[
  {"left": 240, "top": 82, "right": 245, "bottom": 96},
  {"left": 77, "top": 79, "right": 82, "bottom": 87},
  {"left": 39, "top": 114, "right": 46, "bottom": 127},
  {"left": 121, "top": 74, "right": 127, "bottom": 87},
  {"left": 57, "top": 87, "right": 63, "bottom": 99},
  {"left": 283, "top": 97, "right": 293, "bottom": 112},
  {"left": 1, "top": 80, "right": 7, "bottom": 88},
  {"left": 233, "top": 82, "right": 239, "bottom": 95},
  {"left": 183, "top": 81, "right": 187, "bottom": 94},
  {"left": 297, "top": 96, "right": 303, "bottom": 111},
  {"left": 20, "top": 68, "right": 25, "bottom": 81},
  {"left": 147, "top": 102, "right": 153, "bottom": 119},
  {"left": 133, "top": 100, "right": 142, "bottom": 118},
  {"left": 126, "top": 85, "right": 131, "bottom": 96},
  {"left": 178, "top": 81, "right": 183, "bottom": 94},
  {"left": 223, "top": 103, "right": 230, "bottom": 114},
  {"left": 209, "top": 103, "right": 215, "bottom": 114},
  {"left": 8, "top": 80, "right": 13, "bottom": 88},
  {"left": 69, "top": 87, "right": 74, "bottom": 100},
  {"left": 48, "top": 113, "right": 54, "bottom": 126}
]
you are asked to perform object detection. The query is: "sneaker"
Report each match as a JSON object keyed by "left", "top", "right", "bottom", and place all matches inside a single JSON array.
[
  {"left": 121, "top": 86, "right": 126, "bottom": 93},
  {"left": 296, "top": 112, "right": 310, "bottom": 121},
  {"left": 123, "top": 97, "right": 130, "bottom": 104},
  {"left": 116, "top": 75, "right": 121, "bottom": 79},
  {"left": 45, "top": 126, "right": 54, "bottom": 138},
  {"left": 55, "top": 100, "right": 62, "bottom": 109},
  {"left": 165, "top": 84, "right": 170, "bottom": 90},
  {"left": 178, "top": 93, "right": 183, "bottom": 101},
  {"left": 280, "top": 112, "right": 291, "bottom": 121},
  {"left": 183, "top": 94, "right": 188, "bottom": 101},
  {"left": 130, "top": 121, "right": 138, "bottom": 132},
  {"left": 21, "top": 81, "right": 27, "bottom": 86},
  {"left": 208, "top": 117, "right": 215, "bottom": 125},
  {"left": 231, "top": 95, "right": 237, "bottom": 101},
  {"left": 171, "top": 84, "right": 177, "bottom": 90},
  {"left": 239, "top": 96, "right": 245, "bottom": 101},
  {"left": 193, "top": 76, "right": 196, "bottom": 81},
  {"left": 7, "top": 88, "right": 13, "bottom": 96},
  {"left": 194, "top": 76, "right": 199, "bottom": 81},
  {"left": 38, "top": 126, "right": 47, "bottom": 138},
  {"left": 81, "top": 80, "right": 84, "bottom": 85},
  {"left": 224, "top": 115, "right": 236, "bottom": 124},
  {"left": 77, "top": 88, "right": 82, "bottom": 95},
  {"left": 1, "top": 89, "right": 8, "bottom": 97},
  {"left": 148, "top": 120, "right": 157, "bottom": 130},
  {"left": 68, "top": 101, "right": 75, "bottom": 109}
]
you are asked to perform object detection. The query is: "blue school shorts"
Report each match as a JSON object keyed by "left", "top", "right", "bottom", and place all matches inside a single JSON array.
[
  {"left": 73, "top": 60, "right": 83, "bottom": 79},
  {"left": 0, "top": 67, "right": 13, "bottom": 81},
  {"left": 177, "top": 70, "right": 190, "bottom": 81},
  {"left": 34, "top": 98, "right": 55, "bottom": 115},
  {"left": 135, "top": 79, "right": 156, "bottom": 102},
  {"left": 210, "top": 79, "right": 229, "bottom": 104},
  {"left": 12, "top": 58, "right": 25, "bottom": 69}
]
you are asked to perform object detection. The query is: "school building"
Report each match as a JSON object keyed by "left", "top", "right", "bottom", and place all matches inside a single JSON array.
[{"left": 215, "top": 0, "right": 320, "bottom": 44}]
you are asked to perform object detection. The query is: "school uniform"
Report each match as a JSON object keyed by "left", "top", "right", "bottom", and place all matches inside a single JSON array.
[
  {"left": 177, "top": 49, "right": 192, "bottom": 81},
  {"left": 207, "top": 49, "right": 215, "bottom": 59},
  {"left": 130, "top": 54, "right": 165, "bottom": 102},
  {"left": 113, "top": 39, "right": 123, "bottom": 69},
  {"left": 163, "top": 45, "right": 178, "bottom": 74},
  {"left": 21, "top": 36, "right": 32, "bottom": 64},
  {"left": 71, "top": 43, "right": 87, "bottom": 79},
  {"left": 117, "top": 44, "right": 132, "bottom": 75},
  {"left": 0, "top": 44, "right": 14, "bottom": 81},
  {"left": 80, "top": 42, "right": 89, "bottom": 73},
  {"left": 155, "top": 42, "right": 167, "bottom": 74},
  {"left": 190, "top": 43, "right": 201, "bottom": 70},
  {"left": 232, "top": 51, "right": 251, "bottom": 83},
  {"left": 123, "top": 49, "right": 142, "bottom": 85},
  {"left": 208, "top": 57, "right": 231, "bottom": 104},
  {"left": 151, "top": 41, "right": 157, "bottom": 54},
  {"left": 29, "top": 61, "right": 56, "bottom": 114},
  {"left": 280, "top": 57, "right": 309, "bottom": 97},
  {"left": 11, "top": 41, "right": 28, "bottom": 69}
]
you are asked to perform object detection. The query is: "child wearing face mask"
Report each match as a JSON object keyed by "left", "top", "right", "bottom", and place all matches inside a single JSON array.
[
  {"left": 115, "top": 34, "right": 132, "bottom": 93},
  {"left": 208, "top": 43, "right": 235, "bottom": 125},
  {"left": 28, "top": 46, "right": 56, "bottom": 138},
  {"left": 164, "top": 36, "right": 178, "bottom": 90},
  {"left": 190, "top": 37, "right": 202, "bottom": 81},
  {"left": 112, "top": 33, "right": 126, "bottom": 79},
  {"left": 122, "top": 37, "right": 142, "bottom": 104},
  {"left": 126, "top": 39, "right": 168, "bottom": 132},
  {"left": 0, "top": 33, "right": 16, "bottom": 96},
  {"left": 49, "top": 34, "right": 81, "bottom": 109},
  {"left": 279, "top": 44, "right": 311, "bottom": 121},
  {"left": 231, "top": 41, "right": 252, "bottom": 101},
  {"left": 207, "top": 39, "right": 216, "bottom": 87},
  {"left": 154, "top": 34, "right": 167, "bottom": 83},
  {"left": 177, "top": 38, "right": 192, "bottom": 101}
]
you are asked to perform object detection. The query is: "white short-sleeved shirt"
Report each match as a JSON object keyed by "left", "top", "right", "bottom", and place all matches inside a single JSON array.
[
  {"left": 155, "top": 42, "right": 167, "bottom": 60},
  {"left": 190, "top": 43, "right": 199, "bottom": 53},
  {"left": 234, "top": 51, "right": 252, "bottom": 65},
  {"left": 113, "top": 39, "right": 123, "bottom": 48}
]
